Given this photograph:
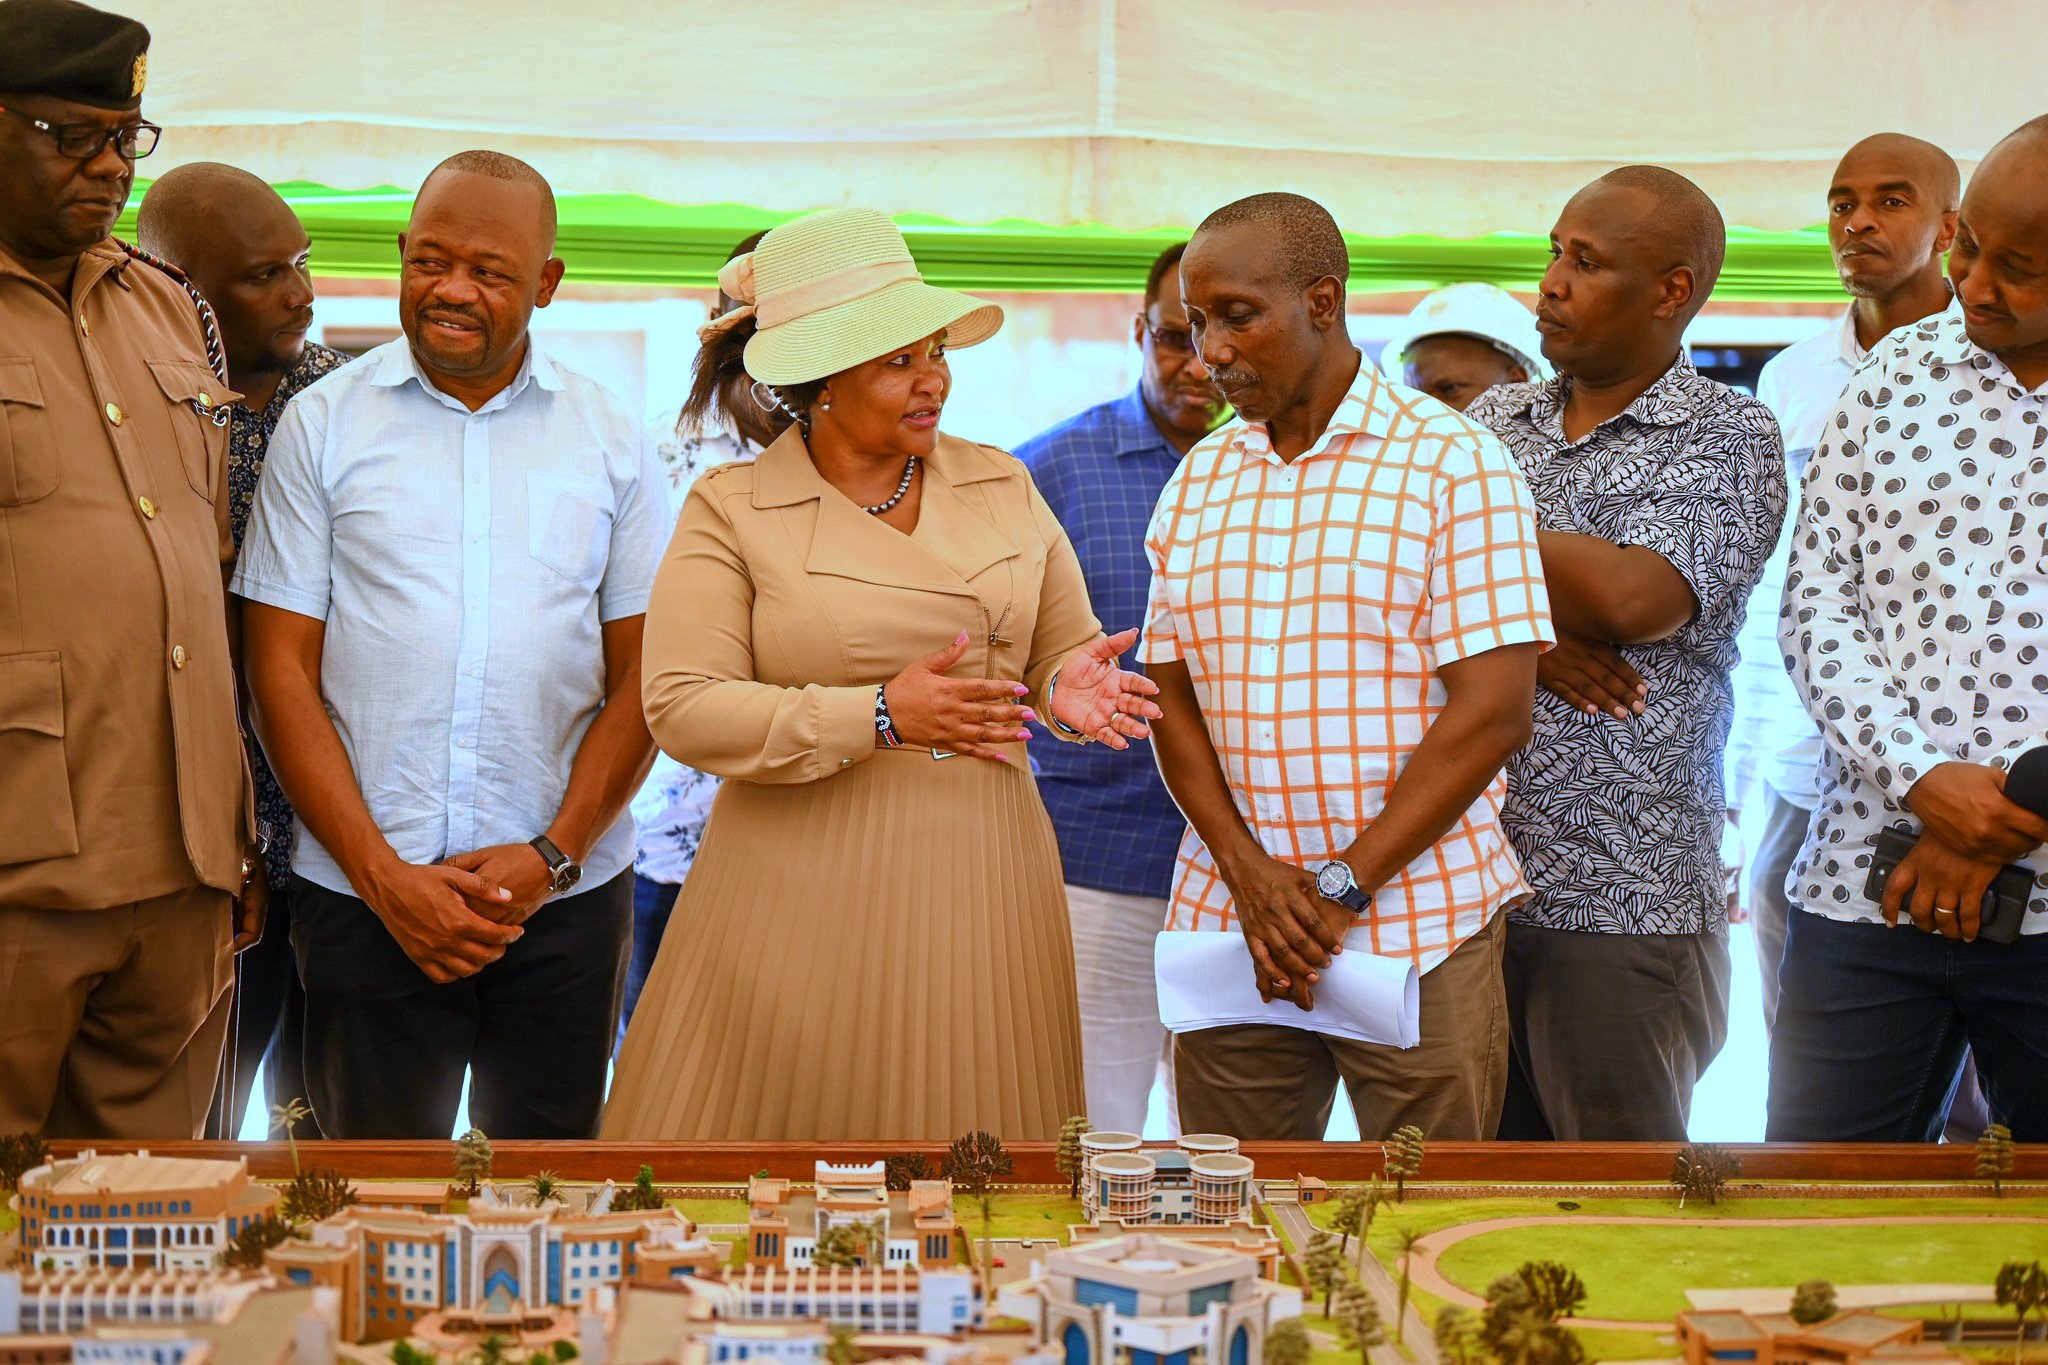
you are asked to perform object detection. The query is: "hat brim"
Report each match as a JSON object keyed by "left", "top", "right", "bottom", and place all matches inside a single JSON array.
[
  {"left": 743, "top": 279, "right": 1004, "bottom": 386},
  {"left": 1378, "top": 324, "right": 1550, "bottom": 384}
]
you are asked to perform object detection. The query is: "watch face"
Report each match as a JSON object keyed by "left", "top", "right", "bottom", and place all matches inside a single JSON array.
[
  {"left": 559, "top": 863, "right": 583, "bottom": 892},
  {"left": 1316, "top": 861, "right": 1352, "bottom": 898}
]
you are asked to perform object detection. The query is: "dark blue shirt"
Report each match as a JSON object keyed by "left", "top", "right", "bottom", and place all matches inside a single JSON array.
[{"left": 1016, "top": 386, "right": 1189, "bottom": 898}]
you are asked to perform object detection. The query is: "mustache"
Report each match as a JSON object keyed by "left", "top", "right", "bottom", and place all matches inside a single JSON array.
[
  {"left": 1207, "top": 366, "right": 1257, "bottom": 389},
  {"left": 421, "top": 308, "right": 486, "bottom": 328}
]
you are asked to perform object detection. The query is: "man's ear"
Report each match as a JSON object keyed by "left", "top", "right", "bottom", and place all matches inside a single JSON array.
[
  {"left": 534, "top": 256, "right": 566, "bottom": 309},
  {"left": 1934, "top": 209, "right": 1960, "bottom": 257},
  {"left": 1653, "top": 266, "right": 1696, "bottom": 322},
  {"left": 1307, "top": 275, "right": 1346, "bottom": 331}
]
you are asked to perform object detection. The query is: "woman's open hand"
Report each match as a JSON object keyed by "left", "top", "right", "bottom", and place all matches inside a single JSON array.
[{"left": 1048, "top": 629, "right": 1164, "bottom": 750}]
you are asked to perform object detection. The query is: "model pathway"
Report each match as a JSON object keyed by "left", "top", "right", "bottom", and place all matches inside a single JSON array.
[
  {"left": 1266, "top": 1190, "right": 1441, "bottom": 1365},
  {"left": 1405, "top": 1214, "right": 2048, "bottom": 1332}
]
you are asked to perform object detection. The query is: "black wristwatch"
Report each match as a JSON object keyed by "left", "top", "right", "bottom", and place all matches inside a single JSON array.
[
  {"left": 1315, "top": 859, "right": 1373, "bottom": 915},
  {"left": 529, "top": 835, "right": 582, "bottom": 895}
]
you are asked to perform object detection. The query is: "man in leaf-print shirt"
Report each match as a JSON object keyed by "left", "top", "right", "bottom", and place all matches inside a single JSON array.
[{"left": 1467, "top": 167, "right": 1786, "bottom": 1141}]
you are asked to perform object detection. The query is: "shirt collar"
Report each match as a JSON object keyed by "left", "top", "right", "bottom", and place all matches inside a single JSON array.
[
  {"left": 1111, "top": 385, "right": 1177, "bottom": 458},
  {"left": 1222, "top": 354, "right": 1397, "bottom": 465},
  {"left": 370, "top": 334, "right": 564, "bottom": 411},
  {"left": 1919, "top": 308, "right": 2043, "bottom": 397},
  {"left": 1526, "top": 349, "right": 1707, "bottom": 437},
  {"left": 1834, "top": 286, "right": 1960, "bottom": 366}
]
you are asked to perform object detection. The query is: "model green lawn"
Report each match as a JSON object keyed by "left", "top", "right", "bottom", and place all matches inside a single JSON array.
[
  {"left": 0, "top": 1207, "right": 16, "bottom": 1235},
  {"left": 672, "top": 1198, "right": 751, "bottom": 1225},
  {"left": 959, "top": 1192, "right": 1087, "bottom": 1240}
]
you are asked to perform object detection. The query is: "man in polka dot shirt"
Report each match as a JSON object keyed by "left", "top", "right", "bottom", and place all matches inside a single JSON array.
[{"left": 1770, "top": 115, "right": 2048, "bottom": 1142}]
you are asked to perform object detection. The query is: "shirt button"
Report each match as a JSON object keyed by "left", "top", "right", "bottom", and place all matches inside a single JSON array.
[
  {"left": 78, "top": 315, "right": 91, "bottom": 339},
  {"left": 196, "top": 391, "right": 213, "bottom": 410},
  {"left": 138, "top": 496, "right": 157, "bottom": 520},
  {"left": 840, "top": 758, "right": 853, "bottom": 768},
  {"left": 105, "top": 403, "right": 123, "bottom": 426},
  {"left": 170, "top": 645, "right": 188, "bottom": 670}
]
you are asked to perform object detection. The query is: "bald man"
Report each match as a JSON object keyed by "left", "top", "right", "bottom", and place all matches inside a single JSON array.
[
  {"left": 1466, "top": 167, "right": 1787, "bottom": 1140},
  {"left": 1769, "top": 116, "right": 2048, "bottom": 1142},
  {"left": 137, "top": 164, "right": 350, "bottom": 1137},
  {"left": 1727, "top": 135, "right": 1959, "bottom": 1042}
]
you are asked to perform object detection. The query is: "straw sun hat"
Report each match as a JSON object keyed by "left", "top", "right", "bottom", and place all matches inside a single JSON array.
[{"left": 715, "top": 207, "right": 1005, "bottom": 386}]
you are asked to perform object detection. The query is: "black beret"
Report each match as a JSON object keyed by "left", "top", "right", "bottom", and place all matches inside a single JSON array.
[{"left": 0, "top": 0, "right": 151, "bottom": 112}]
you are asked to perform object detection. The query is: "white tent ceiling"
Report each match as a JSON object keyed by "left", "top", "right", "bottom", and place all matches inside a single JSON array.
[{"left": 125, "top": 0, "right": 2040, "bottom": 235}]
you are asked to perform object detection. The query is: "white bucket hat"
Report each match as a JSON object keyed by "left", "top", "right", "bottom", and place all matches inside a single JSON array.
[
  {"left": 715, "top": 208, "right": 1005, "bottom": 386},
  {"left": 1378, "top": 282, "right": 1552, "bottom": 383}
]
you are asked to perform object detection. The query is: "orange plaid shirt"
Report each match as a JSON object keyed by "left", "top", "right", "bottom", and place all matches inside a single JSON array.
[{"left": 1140, "top": 363, "right": 1554, "bottom": 971}]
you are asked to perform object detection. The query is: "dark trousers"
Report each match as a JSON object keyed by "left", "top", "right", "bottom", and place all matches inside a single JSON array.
[
  {"left": 619, "top": 875, "right": 681, "bottom": 1050},
  {"left": 1499, "top": 922, "right": 1730, "bottom": 1141},
  {"left": 206, "top": 881, "right": 318, "bottom": 1140},
  {"left": 291, "top": 871, "right": 633, "bottom": 1139},
  {"left": 1766, "top": 909, "right": 2048, "bottom": 1141}
]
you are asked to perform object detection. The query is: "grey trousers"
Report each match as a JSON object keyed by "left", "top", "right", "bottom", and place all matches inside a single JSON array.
[
  {"left": 1498, "top": 921, "right": 1731, "bottom": 1141},
  {"left": 1749, "top": 791, "right": 1810, "bottom": 1033}
]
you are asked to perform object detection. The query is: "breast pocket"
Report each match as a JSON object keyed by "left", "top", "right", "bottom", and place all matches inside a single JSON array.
[
  {"left": 526, "top": 471, "right": 614, "bottom": 588},
  {"left": 0, "top": 651, "right": 79, "bottom": 866},
  {"left": 146, "top": 359, "right": 231, "bottom": 502},
  {"left": 0, "top": 356, "right": 58, "bottom": 507}
]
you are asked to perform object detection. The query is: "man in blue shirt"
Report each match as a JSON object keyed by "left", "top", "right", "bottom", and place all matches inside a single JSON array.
[{"left": 1016, "top": 242, "right": 1228, "bottom": 1134}]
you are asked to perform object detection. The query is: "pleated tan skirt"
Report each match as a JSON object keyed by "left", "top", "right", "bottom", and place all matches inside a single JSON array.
[{"left": 600, "top": 746, "right": 1085, "bottom": 1140}]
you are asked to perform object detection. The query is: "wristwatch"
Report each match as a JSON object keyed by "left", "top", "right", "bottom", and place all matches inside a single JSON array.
[
  {"left": 529, "top": 835, "right": 582, "bottom": 895},
  {"left": 1315, "top": 859, "right": 1373, "bottom": 915}
]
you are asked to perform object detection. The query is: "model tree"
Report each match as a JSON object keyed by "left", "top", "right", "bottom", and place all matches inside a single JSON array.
[
  {"left": 281, "top": 1168, "right": 359, "bottom": 1224},
  {"left": 1978, "top": 1124, "right": 2016, "bottom": 1199},
  {"left": 454, "top": 1128, "right": 494, "bottom": 1196},
  {"left": 1790, "top": 1280, "right": 1838, "bottom": 1325},
  {"left": 1332, "top": 1278, "right": 1385, "bottom": 1362},
  {"left": 1055, "top": 1116, "right": 1093, "bottom": 1199},
  {"left": 1995, "top": 1260, "right": 2048, "bottom": 1365},
  {"left": 813, "top": 1220, "right": 881, "bottom": 1270},
  {"left": 1517, "top": 1261, "right": 1588, "bottom": 1322},
  {"left": 943, "top": 1129, "right": 1013, "bottom": 1229},
  {"left": 219, "top": 1214, "right": 297, "bottom": 1270},
  {"left": 1434, "top": 1306, "right": 1483, "bottom": 1365},
  {"left": 617, "top": 1164, "right": 666, "bottom": 1213},
  {"left": 269, "top": 1097, "right": 313, "bottom": 1176},
  {"left": 1329, "top": 1186, "right": 1367, "bottom": 1255},
  {"left": 470, "top": 1335, "right": 514, "bottom": 1365},
  {"left": 1393, "top": 1225, "right": 1426, "bottom": 1344},
  {"left": 1302, "top": 1230, "right": 1345, "bottom": 1317},
  {"left": 0, "top": 1132, "right": 52, "bottom": 1191},
  {"left": 884, "top": 1154, "right": 935, "bottom": 1192},
  {"left": 391, "top": 1343, "right": 434, "bottom": 1365},
  {"left": 554, "top": 1343, "right": 580, "bottom": 1362},
  {"left": 1382, "top": 1125, "right": 1425, "bottom": 1202},
  {"left": 529, "top": 1170, "right": 564, "bottom": 1205},
  {"left": 1263, "top": 1316, "right": 1312, "bottom": 1365},
  {"left": 825, "top": 1324, "right": 861, "bottom": 1365},
  {"left": 1670, "top": 1143, "right": 1740, "bottom": 1209},
  {"left": 1482, "top": 1263, "right": 1589, "bottom": 1365}
]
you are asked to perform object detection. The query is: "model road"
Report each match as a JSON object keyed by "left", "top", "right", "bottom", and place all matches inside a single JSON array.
[{"left": 1263, "top": 1186, "right": 1441, "bottom": 1365}]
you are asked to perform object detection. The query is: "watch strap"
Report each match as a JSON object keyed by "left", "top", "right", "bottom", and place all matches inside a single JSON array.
[{"left": 529, "top": 835, "right": 572, "bottom": 890}]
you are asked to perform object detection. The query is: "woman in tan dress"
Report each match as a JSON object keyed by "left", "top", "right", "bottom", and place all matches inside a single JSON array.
[{"left": 602, "top": 208, "right": 1162, "bottom": 1140}]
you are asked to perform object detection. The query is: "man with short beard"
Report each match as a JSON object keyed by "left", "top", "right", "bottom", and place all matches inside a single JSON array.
[
  {"left": 1727, "top": 134, "right": 1959, "bottom": 1035},
  {"left": 1770, "top": 115, "right": 2048, "bottom": 1141},
  {"left": 1016, "top": 240, "right": 1228, "bottom": 1134},
  {"left": 233, "top": 150, "right": 663, "bottom": 1139},
  {"left": 138, "top": 162, "right": 352, "bottom": 1136},
  {"left": 0, "top": 0, "right": 260, "bottom": 1139}
]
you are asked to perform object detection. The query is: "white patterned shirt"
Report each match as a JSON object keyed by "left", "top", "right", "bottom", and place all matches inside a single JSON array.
[{"left": 1780, "top": 311, "right": 2048, "bottom": 932}]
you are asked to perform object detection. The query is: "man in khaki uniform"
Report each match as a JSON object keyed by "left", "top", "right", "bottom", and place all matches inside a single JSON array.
[{"left": 0, "top": 0, "right": 258, "bottom": 1138}]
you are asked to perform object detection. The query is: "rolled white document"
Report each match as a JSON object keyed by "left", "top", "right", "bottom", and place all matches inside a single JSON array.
[{"left": 1153, "top": 930, "right": 1421, "bottom": 1048}]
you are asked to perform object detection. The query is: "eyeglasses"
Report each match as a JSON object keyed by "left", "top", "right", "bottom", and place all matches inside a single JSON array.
[
  {"left": 1139, "top": 318, "right": 1195, "bottom": 356},
  {"left": 0, "top": 105, "right": 161, "bottom": 160}
]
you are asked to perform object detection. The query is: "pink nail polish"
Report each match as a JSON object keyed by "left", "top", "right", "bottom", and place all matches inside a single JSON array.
[
  {"left": 1022, "top": 710, "right": 1038, "bottom": 723},
  {"left": 1018, "top": 730, "right": 1033, "bottom": 741}
]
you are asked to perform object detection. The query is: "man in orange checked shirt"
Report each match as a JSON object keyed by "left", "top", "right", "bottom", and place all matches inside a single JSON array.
[{"left": 1142, "top": 192, "right": 1555, "bottom": 1141}]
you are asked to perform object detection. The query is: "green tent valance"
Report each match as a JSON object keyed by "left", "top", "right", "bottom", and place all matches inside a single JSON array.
[{"left": 117, "top": 182, "right": 1852, "bottom": 301}]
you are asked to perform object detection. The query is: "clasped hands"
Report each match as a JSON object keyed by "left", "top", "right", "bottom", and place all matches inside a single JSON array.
[
  {"left": 1887, "top": 762, "right": 2048, "bottom": 941},
  {"left": 361, "top": 841, "right": 559, "bottom": 984},
  {"left": 883, "top": 628, "right": 1163, "bottom": 762},
  {"left": 1222, "top": 851, "right": 1357, "bottom": 1011}
]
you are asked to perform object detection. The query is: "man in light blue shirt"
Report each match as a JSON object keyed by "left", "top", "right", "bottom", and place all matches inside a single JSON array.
[{"left": 233, "top": 151, "right": 662, "bottom": 1139}]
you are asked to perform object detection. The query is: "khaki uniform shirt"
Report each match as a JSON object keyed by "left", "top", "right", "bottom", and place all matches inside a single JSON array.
[{"left": 0, "top": 239, "right": 247, "bottom": 910}]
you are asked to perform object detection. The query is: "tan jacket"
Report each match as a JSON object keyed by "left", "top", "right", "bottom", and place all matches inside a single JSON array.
[
  {"left": 642, "top": 427, "right": 1103, "bottom": 783},
  {"left": 0, "top": 240, "right": 248, "bottom": 909}
]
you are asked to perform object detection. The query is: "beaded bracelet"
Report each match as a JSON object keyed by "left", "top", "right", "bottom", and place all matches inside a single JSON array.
[{"left": 875, "top": 685, "right": 905, "bottom": 748}]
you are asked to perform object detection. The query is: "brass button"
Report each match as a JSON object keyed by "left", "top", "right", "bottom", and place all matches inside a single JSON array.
[
  {"left": 840, "top": 758, "right": 853, "bottom": 767},
  {"left": 197, "top": 391, "right": 212, "bottom": 409},
  {"left": 138, "top": 495, "right": 157, "bottom": 520},
  {"left": 104, "top": 402, "right": 123, "bottom": 426},
  {"left": 78, "top": 315, "right": 91, "bottom": 338},
  {"left": 171, "top": 645, "right": 188, "bottom": 670}
]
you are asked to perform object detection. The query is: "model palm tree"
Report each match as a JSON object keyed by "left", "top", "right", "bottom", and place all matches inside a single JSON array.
[
  {"left": 529, "top": 1170, "right": 563, "bottom": 1205},
  {"left": 1995, "top": 1260, "right": 2048, "bottom": 1365},
  {"left": 1394, "top": 1225, "right": 1426, "bottom": 1343},
  {"left": 269, "top": 1097, "right": 312, "bottom": 1176}
]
